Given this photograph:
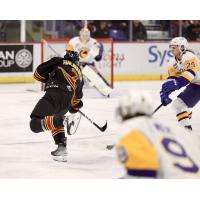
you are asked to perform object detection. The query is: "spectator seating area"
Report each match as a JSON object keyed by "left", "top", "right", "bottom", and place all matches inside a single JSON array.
[{"left": 0, "top": 20, "right": 200, "bottom": 42}]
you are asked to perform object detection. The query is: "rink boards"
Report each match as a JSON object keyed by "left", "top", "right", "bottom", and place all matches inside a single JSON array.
[{"left": 0, "top": 42, "right": 200, "bottom": 83}]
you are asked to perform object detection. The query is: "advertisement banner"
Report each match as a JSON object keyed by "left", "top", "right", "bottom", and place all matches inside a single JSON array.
[
  {"left": 114, "top": 43, "right": 172, "bottom": 75},
  {"left": 0, "top": 45, "right": 33, "bottom": 73},
  {"left": 113, "top": 42, "right": 200, "bottom": 80}
]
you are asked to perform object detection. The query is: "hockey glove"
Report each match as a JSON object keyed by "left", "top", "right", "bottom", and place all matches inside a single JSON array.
[
  {"left": 69, "top": 101, "right": 83, "bottom": 114},
  {"left": 50, "top": 57, "right": 63, "bottom": 66},
  {"left": 160, "top": 90, "right": 172, "bottom": 106},
  {"left": 162, "top": 79, "right": 179, "bottom": 94}
]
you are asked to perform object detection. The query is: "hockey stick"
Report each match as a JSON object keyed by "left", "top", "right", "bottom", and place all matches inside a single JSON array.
[
  {"left": 106, "top": 103, "right": 164, "bottom": 150},
  {"left": 78, "top": 110, "right": 107, "bottom": 132},
  {"left": 152, "top": 103, "right": 163, "bottom": 115},
  {"left": 97, "top": 71, "right": 112, "bottom": 88},
  {"left": 42, "top": 39, "right": 62, "bottom": 57}
]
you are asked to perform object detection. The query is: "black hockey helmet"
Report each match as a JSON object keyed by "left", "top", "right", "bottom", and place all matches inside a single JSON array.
[{"left": 64, "top": 44, "right": 79, "bottom": 64}]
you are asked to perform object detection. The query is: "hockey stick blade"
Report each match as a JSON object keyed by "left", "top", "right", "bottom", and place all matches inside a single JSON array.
[
  {"left": 90, "top": 120, "right": 107, "bottom": 132},
  {"left": 79, "top": 110, "right": 107, "bottom": 132},
  {"left": 99, "top": 121, "right": 107, "bottom": 132}
]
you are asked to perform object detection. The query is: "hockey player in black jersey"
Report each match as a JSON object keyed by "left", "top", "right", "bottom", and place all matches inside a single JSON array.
[{"left": 30, "top": 45, "right": 84, "bottom": 162}]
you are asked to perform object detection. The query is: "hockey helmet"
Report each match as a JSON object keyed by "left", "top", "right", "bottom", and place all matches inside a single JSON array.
[
  {"left": 66, "top": 44, "right": 75, "bottom": 51},
  {"left": 79, "top": 28, "right": 90, "bottom": 43},
  {"left": 64, "top": 44, "right": 79, "bottom": 64},
  {"left": 116, "top": 90, "right": 153, "bottom": 121},
  {"left": 169, "top": 37, "right": 188, "bottom": 53}
]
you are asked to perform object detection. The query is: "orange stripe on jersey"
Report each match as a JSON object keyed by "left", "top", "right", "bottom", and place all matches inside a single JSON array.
[
  {"left": 52, "top": 127, "right": 65, "bottom": 136},
  {"left": 43, "top": 117, "right": 48, "bottom": 130},
  {"left": 188, "top": 113, "right": 192, "bottom": 119},
  {"left": 50, "top": 116, "right": 55, "bottom": 130},
  {"left": 44, "top": 116, "right": 55, "bottom": 130},
  {"left": 33, "top": 75, "right": 42, "bottom": 82},
  {"left": 72, "top": 68, "right": 79, "bottom": 82},
  {"left": 176, "top": 112, "right": 189, "bottom": 121},
  {"left": 34, "top": 70, "right": 46, "bottom": 81},
  {"left": 57, "top": 66, "right": 82, "bottom": 107},
  {"left": 58, "top": 67, "right": 76, "bottom": 90},
  {"left": 180, "top": 72, "right": 193, "bottom": 82},
  {"left": 71, "top": 94, "right": 80, "bottom": 106},
  {"left": 58, "top": 67, "right": 81, "bottom": 106}
]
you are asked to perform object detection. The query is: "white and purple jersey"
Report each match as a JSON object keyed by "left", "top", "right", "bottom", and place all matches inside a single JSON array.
[{"left": 68, "top": 37, "right": 103, "bottom": 66}]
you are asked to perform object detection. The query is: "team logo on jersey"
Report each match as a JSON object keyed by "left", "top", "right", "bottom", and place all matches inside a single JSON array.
[
  {"left": 79, "top": 47, "right": 89, "bottom": 58},
  {"left": 117, "top": 146, "right": 128, "bottom": 163},
  {"left": 15, "top": 49, "right": 33, "bottom": 68}
]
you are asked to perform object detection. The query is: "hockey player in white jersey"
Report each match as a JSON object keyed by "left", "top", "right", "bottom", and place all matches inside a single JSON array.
[
  {"left": 68, "top": 28, "right": 112, "bottom": 97},
  {"left": 115, "top": 90, "right": 200, "bottom": 178},
  {"left": 160, "top": 37, "right": 200, "bottom": 130}
]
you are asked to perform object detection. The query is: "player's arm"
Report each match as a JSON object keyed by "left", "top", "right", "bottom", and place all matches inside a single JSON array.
[
  {"left": 167, "top": 66, "right": 179, "bottom": 80},
  {"left": 68, "top": 63, "right": 84, "bottom": 113},
  {"left": 34, "top": 57, "right": 63, "bottom": 82},
  {"left": 176, "top": 57, "right": 199, "bottom": 88},
  {"left": 116, "top": 129, "right": 159, "bottom": 178},
  {"left": 94, "top": 42, "right": 103, "bottom": 62},
  {"left": 162, "top": 57, "right": 198, "bottom": 93},
  {"left": 159, "top": 63, "right": 178, "bottom": 106},
  {"left": 69, "top": 81, "right": 84, "bottom": 114}
]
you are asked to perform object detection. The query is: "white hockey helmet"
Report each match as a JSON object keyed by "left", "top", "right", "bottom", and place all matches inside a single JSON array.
[
  {"left": 79, "top": 28, "right": 90, "bottom": 43},
  {"left": 116, "top": 90, "right": 153, "bottom": 121},
  {"left": 169, "top": 37, "right": 189, "bottom": 52}
]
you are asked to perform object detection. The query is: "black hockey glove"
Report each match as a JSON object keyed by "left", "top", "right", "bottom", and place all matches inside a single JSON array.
[
  {"left": 69, "top": 101, "right": 83, "bottom": 114},
  {"left": 50, "top": 57, "right": 63, "bottom": 66}
]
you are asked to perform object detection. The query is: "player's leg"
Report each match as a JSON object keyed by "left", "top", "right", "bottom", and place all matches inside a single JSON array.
[
  {"left": 50, "top": 112, "right": 82, "bottom": 162},
  {"left": 82, "top": 65, "right": 112, "bottom": 97},
  {"left": 30, "top": 91, "right": 66, "bottom": 134},
  {"left": 92, "top": 66, "right": 112, "bottom": 87},
  {"left": 188, "top": 108, "right": 192, "bottom": 120},
  {"left": 173, "top": 98, "right": 192, "bottom": 130},
  {"left": 30, "top": 89, "right": 70, "bottom": 161},
  {"left": 173, "top": 84, "right": 200, "bottom": 130},
  {"left": 50, "top": 125, "right": 67, "bottom": 162}
]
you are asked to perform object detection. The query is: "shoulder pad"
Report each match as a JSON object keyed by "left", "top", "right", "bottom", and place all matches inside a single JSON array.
[
  {"left": 69, "top": 37, "right": 79, "bottom": 44},
  {"left": 167, "top": 57, "right": 176, "bottom": 66},
  {"left": 182, "top": 51, "right": 197, "bottom": 61}
]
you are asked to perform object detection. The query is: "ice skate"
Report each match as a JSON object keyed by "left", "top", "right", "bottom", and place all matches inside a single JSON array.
[
  {"left": 51, "top": 138, "right": 67, "bottom": 162},
  {"left": 184, "top": 125, "right": 192, "bottom": 131}
]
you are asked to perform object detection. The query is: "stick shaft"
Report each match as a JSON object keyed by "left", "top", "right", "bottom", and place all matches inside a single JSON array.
[
  {"left": 78, "top": 110, "right": 107, "bottom": 132},
  {"left": 152, "top": 104, "right": 163, "bottom": 115}
]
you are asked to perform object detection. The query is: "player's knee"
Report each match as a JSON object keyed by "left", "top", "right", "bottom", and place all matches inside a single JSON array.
[
  {"left": 52, "top": 115, "right": 65, "bottom": 127},
  {"left": 172, "top": 98, "right": 187, "bottom": 113},
  {"left": 30, "top": 117, "right": 43, "bottom": 133}
]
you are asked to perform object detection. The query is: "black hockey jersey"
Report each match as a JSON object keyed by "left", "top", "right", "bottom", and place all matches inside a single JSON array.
[{"left": 33, "top": 57, "right": 84, "bottom": 107}]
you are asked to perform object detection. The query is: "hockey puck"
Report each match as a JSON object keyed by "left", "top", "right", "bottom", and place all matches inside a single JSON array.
[{"left": 106, "top": 144, "right": 115, "bottom": 150}]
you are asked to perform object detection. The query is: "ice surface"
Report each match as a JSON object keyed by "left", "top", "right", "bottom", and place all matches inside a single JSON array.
[{"left": 0, "top": 81, "right": 200, "bottom": 178}]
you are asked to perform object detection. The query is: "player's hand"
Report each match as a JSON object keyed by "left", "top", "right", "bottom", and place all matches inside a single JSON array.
[
  {"left": 69, "top": 101, "right": 83, "bottom": 113},
  {"left": 160, "top": 91, "right": 172, "bottom": 106},
  {"left": 162, "top": 79, "right": 179, "bottom": 93}
]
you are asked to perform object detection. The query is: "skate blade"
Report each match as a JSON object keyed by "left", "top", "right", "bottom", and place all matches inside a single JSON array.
[{"left": 52, "top": 155, "right": 68, "bottom": 162}]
